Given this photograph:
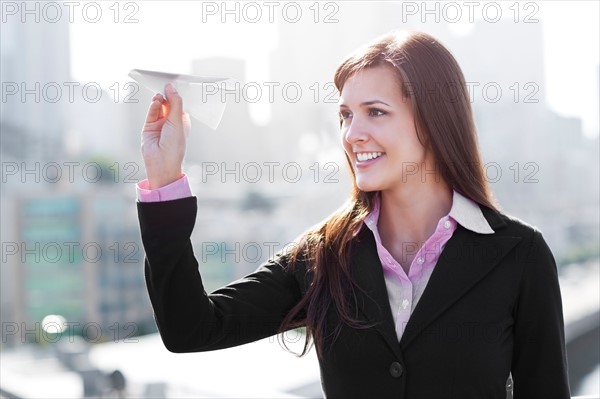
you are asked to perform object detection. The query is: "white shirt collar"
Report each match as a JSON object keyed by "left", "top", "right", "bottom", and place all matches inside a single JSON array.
[
  {"left": 449, "top": 190, "right": 494, "bottom": 234},
  {"left": 363, "top": 190, "right": 495, "bottom": 235}
]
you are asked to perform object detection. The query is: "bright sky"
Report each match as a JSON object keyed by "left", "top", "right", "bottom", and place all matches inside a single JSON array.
[
  {"left": 69, "top": 1, "right": 599, "bottom": 136},
  {"left": 540, "top": 1, "right": 599, "bottom": 137}
]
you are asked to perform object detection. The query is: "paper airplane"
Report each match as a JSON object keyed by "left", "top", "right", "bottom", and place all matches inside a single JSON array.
[{"left": 128, "top": 69, "right": 238, "bottom": 130}]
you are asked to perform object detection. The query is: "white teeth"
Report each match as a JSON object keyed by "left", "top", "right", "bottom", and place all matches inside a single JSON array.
[{"left": 356, "top": 152, "right": 383, "bottom": 162}]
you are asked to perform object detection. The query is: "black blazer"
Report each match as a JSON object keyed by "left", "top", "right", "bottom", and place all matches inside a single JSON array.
[{"left": 138, "top": 196, "right": 570, "bottom": 398}]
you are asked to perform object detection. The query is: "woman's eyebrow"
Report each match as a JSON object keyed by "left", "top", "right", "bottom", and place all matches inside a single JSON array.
[{"left": 338, "top": 99, "right": 391, "bottom": 108}]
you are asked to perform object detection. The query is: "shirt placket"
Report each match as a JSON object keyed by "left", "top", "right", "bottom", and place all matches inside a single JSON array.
[
  {"left": 377, "top": 245, "right": 413, "bottom": 340},
  {"left": 410, "top": 217, "right": 456, "bottom": 309}
]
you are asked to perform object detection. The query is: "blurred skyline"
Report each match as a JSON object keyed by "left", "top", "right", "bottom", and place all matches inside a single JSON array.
[
  {"left": 1, "top": 1, "right": 599, "bottom": 397},
  {"left": 3, "top": 0, "right": 599, "bottom": 331},
  {"left": 67, "top": 0, "right": 599, "bottom": 136}
]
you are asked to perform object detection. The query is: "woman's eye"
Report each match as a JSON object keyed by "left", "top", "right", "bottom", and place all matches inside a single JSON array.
[
  {"left": 369, "top": 108, "right": 386, "bottom": 117},
  {"left": 339, "top": 110, "right": 352, "bottom": 120}
]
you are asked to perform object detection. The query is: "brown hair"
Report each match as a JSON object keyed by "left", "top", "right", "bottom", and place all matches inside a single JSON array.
[{"left": 278, "top": 30, "right": 497, "bottom": 359}]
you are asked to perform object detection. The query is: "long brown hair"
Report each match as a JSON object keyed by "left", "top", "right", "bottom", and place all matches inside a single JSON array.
[{"left": 278, "top": 30, "right": 497, "bottom": 359}]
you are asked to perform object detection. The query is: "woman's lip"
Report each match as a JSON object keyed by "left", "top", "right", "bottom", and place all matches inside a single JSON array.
[{"left": 355, "top": 154, "right": 384, "bottom": 167}]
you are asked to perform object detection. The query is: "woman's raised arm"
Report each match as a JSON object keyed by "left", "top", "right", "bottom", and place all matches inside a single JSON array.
[{"left": 137, "top": 85, "right": 305, "bottom": 352}]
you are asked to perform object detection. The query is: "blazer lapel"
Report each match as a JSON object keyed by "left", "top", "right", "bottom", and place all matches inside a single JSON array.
[
  {"left": 350, "top": 206, "right": 522, "bottom": 356},
  {"left": 399, "top": 207, "right": 522, "bottom": 350},
  {"left": 352, "top": 227, "right": 404, "bottom": 360}
]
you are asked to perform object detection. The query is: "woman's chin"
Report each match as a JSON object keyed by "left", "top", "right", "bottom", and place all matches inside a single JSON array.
[{"left": 356, "top": 180, "right": 383, "bottom": 193}]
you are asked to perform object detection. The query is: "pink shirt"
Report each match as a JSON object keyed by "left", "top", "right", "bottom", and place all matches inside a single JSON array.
[
  {"left": 363, "top": 191, "right": 494, "bottom": 341},
  {"left": 136, "top": 175, "right": 494, "bottom": 341}
]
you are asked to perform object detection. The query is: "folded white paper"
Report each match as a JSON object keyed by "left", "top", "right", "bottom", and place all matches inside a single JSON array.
[{"left": 128, "top": 69, "right": 238, "bottom": 130}]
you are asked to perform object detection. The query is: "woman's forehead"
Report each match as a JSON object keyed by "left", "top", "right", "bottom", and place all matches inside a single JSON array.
[{"left": 339, "top": 66, "right": 402, "bottom": 104}]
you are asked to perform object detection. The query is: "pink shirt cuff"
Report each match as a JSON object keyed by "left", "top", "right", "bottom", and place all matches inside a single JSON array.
[{"left": 136, "top": 174, "right": 193, "bottom": 202}]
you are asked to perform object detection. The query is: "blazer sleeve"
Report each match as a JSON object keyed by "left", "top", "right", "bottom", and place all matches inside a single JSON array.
[
  {"left": 137, "top": 196, "right": 305, "bottom": 353},
  {"left": 511, "top": 229, "right": 571, "bottom": 398}
]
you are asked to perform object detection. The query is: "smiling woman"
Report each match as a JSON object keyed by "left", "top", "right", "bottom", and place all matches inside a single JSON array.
[
  {"left": 338, "top": 66, "right": 430, "bottom": 195},
  {"left": 135, "top": 30, "right": 571, "bottom": 398}
]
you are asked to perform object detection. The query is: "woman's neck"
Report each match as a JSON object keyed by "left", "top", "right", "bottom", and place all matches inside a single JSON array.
[{"left": 377, "top": 177, "right": 453, "bottom": 266}]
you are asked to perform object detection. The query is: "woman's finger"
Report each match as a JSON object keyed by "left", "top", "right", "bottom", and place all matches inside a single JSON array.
[
  {"left": 158, "top": 100, "right": 165, "bottom": 120},
  {"left": 164, "top": 83, "right": 183, "bottom": 125},
  {"left": 182, "top": 112, "right": 191, "bottom": 139},
  {"left": 145, "top": 99, "right": 163, "bottom": 123}
]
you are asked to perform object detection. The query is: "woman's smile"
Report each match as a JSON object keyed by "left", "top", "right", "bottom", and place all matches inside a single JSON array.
[{"left": 355, "top": 151, "right": 386, "bottom": 167}]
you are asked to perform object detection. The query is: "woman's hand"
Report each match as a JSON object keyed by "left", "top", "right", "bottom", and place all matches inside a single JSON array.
[{"left": 141, "top": 83, "right": 192, "bottom": 189}]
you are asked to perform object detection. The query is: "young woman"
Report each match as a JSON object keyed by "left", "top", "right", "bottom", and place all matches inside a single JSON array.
[{"left": 136, "top": 31, "right": 570, "bottom": 398}]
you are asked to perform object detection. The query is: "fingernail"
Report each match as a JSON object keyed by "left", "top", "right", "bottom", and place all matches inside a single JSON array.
[{"left": 168, "top": 83, "right": 178, "bottom": 93}]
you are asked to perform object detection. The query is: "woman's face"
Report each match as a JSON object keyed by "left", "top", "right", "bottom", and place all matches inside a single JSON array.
[{"left": 339, "top": 65, "right": 431, "bottom": 194}]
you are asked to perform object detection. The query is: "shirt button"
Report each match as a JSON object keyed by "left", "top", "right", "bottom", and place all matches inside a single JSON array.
[
  {"left": 416, "top": 257, "right": 424, "bottom": 264},
  {"left": 444, "top": 220, "right": 452, "bottom": 229},
  {"left": 389, "top": 362, "right": 403, "bottom": 378}
]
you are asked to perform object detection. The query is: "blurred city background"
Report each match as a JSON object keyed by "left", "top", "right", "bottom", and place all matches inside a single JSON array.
[{"left": 1, "top": 1, "right": 598, "bottom": 398}]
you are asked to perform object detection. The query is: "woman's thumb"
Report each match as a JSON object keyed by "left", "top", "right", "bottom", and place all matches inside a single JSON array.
[
  {"left": 182, "top": 112, "right": 192, "bottom": 138},
  {"left": 164, "top": 83, "right": 184, "bottom": 125}
]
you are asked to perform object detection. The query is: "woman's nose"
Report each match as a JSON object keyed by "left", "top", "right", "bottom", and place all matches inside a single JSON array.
[{"left": 343, "top": 118, "right": 369, "bottom": 144}]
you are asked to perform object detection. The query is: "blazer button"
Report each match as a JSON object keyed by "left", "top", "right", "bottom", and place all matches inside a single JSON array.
[{"left": 389, "top": 362, "right": 403, "bottom": 378}]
